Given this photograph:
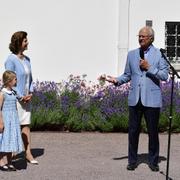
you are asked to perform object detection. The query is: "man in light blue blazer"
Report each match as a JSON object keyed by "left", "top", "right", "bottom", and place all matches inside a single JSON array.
[{"left": 100, "top": 26, "right": 169, "bottom": 171}]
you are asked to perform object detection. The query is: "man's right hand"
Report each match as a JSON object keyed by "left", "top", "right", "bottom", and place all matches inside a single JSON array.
[
  {"left": 106, "top": 75, "right": 118, "bottom": 84},
  {"left": 98, "top": 74, "right": 118, "bottom": 84}
]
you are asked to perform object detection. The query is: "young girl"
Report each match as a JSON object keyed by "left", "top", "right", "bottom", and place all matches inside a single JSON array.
[{"left": 0, "top": 70, "right": 23, "bottom": 171}]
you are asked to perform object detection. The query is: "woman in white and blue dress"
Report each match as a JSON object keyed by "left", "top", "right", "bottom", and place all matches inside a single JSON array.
[
  {"left": 0, "top": 70, "right": 23, "bottom": 171},
  {"left": 5, "top": 31, "right": 38, "bottom": 164}
]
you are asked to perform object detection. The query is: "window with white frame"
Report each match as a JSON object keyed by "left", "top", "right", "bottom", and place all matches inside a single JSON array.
[{"left": 165, "top": 22, "right": 180, "bottom": 66}]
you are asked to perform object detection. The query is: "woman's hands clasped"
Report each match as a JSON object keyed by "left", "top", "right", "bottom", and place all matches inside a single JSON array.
[{"left": 21, "top": 94, "right": 33, "bottom": 103}]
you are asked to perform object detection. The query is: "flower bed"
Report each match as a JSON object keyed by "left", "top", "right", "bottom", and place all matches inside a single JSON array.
[{"left": 29, "top": 75, "right": 180, "bottom": 132}]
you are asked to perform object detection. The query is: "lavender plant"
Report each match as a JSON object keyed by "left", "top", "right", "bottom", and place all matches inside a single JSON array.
[{"left": 1, "top": 75, "right": 179, "bottom": 132}]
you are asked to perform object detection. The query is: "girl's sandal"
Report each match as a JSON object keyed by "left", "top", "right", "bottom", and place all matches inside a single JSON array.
[
  {"left": 0, "top": 164, "right": 9, "bottom": 171},
  {"left": 7, "top": 164, "right": 16, "bottom": 171}
]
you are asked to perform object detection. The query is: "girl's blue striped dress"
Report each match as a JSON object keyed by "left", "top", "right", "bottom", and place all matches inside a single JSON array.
[{"left": 0, "top": 88, "right": 23, "bottom": 153}]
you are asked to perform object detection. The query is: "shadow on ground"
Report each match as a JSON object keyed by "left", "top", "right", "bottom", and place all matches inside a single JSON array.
[
  {"left": 113, "top": 153, "right": 166, "bottom": 165},
  {"left": 113, "top": 153, "right": 172, "bottom": 179},
  {"left": 13, "top": 148, "right": 44, "bottom": 170}
]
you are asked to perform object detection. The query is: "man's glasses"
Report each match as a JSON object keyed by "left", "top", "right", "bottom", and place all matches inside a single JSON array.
[{"left": 137, "top": 35, "right": 151, "bottom": 38}]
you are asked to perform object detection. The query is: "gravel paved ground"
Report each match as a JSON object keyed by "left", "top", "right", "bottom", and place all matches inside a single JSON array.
[{"left": 0, "top": 132, "right": 179, "bottom": 180}]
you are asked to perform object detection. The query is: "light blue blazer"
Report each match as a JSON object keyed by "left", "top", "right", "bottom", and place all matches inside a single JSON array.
[
  {"left": 4, "top": 54, "right": 33, "bottom": 98},
  {"left": 117, "top": 45, "right": 169, "bottom": 107}
]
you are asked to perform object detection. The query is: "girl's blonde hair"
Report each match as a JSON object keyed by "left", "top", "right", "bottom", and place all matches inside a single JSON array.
[{"left": 2, "top": 70, "right": 16, "bottom": 87}]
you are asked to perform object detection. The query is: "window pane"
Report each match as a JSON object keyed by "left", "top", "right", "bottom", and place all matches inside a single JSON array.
[
  {"left": 177, "top": 36, "right": 180, "bottom": 46},
  {"left": 177, "top": 24, "right": 180, "bottom": 35},
  {"left": 166, "top": 24, "right": 176, "bottom": 34},
  {"left": 177, "top": 47, "right": 180, "bottom": 57},
  {"left": 167, "top": 47, "right": 175, "bottom": 57},
  {"left": 167, "top": 36, "right": 175, "bottom": 46}
]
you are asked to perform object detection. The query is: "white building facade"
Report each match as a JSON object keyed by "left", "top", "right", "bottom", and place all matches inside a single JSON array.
[
  {"left": 119, "top": 0, "right": 180, "bottom": 74},
  {"left": 0, "top": 0, "right": 179, "bottom": 82}
]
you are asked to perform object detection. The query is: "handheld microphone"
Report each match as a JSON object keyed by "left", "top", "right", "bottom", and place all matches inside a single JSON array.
[
  {"left": 139, "top": 48, "right": 144, "bottom": 71},
  {"left": 139, "top": 48, "right": 144, "bottom": 59}
]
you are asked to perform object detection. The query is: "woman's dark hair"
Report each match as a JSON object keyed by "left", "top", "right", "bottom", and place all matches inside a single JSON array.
[{"left": 9, "top": 31, "right": 27, "bottom": 54}]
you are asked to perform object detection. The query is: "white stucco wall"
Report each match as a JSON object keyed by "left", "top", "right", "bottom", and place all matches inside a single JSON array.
[
  {"left": 0, "top": 0, "right": 119, "bottom": 82},
  {"left": 117, "top": 0, "right": 180, "bottom": 75},
  {"left": 128, "top": 0, "right": 180, "bottom": 50},
  {"left": 0, "top": 0, "right": 180, "bottom": 83}
]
